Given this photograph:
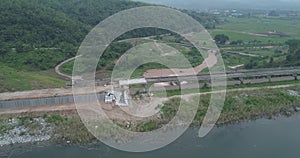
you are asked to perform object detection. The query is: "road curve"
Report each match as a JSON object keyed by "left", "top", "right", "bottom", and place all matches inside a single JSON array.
[{"left": 55, "top": 55, "right": 82, "bottom": 80}]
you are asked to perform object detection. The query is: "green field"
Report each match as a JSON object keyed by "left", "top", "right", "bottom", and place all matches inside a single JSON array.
[
  {"left": 0, "top": 64, "right": 65, "bottom": 92},
  {"left": 211, "top": 17, "right": 300, "bottom": 44},
  {"left": 209, "top": 16, "right": 300, "bottom": 69}
]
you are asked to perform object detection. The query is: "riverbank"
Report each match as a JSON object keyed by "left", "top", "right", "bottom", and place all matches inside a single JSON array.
[
  {"left": 160, "top": 84, "right": 300, "bottom": 127},
  {"left": 0, "top": 117, "right": 52, "bottom": 147},
  {"left": 6, "top": 114, "right": 300, "bottom": 158},
  {"left": 0, "top": 111, "right": 98, "bottom": 146},
  {"left": 0, "top": 84, "right": 300, "bottom": 147}
]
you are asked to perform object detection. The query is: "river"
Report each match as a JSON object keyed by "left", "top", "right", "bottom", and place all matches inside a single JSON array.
[{"left": 7, "top": 114, "right": 300, "bottom": 158}]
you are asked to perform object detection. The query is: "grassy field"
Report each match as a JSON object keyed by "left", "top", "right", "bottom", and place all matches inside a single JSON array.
[
  {"left": 61, "top": 40, "right": 205, "bottom": 79},
  {"left": 208, "top": 16, "right": 300, "bottom": 69},
  {"left": 0, "top": 64, "right": 66, "bottom": 92},
  {"left": 60, "top": 60, "right": 74, "bottom": 75},
  {"left": 211, "top": 30, "right": 288, "bottom": 44},
  {"left": 153, "top": 79, "right": 300, "bottom": 97},
  {"left": 211, "top": 16, "right": 300, "bottom": 44},
  {"left": 221, "top": 52, "right": 256, "bottom": 68}
]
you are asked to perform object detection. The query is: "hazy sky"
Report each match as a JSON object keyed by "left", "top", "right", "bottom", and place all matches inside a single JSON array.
[{"left": 134, "top": 0, "right": 300, "bottom": 10}]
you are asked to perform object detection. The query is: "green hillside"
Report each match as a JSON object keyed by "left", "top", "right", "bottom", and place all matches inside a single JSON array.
[
  {"left": 0, "top": 64, "right": 65, "bottom": 92},
  {"left": 0, "top": 0, "right": 148, "bottom": 71},
  {"left": 0, "top": 0, "right": 148, "bottom": 92}
]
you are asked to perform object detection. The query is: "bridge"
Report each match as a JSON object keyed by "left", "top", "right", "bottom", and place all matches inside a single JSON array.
[{"left": 146, "top": 66, "right": 300, "bottom": 83}]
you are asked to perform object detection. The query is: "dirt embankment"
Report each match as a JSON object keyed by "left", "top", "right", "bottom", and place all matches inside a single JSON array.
[{"left": 0, "top": 86, "right": 112, "bottom": 101}]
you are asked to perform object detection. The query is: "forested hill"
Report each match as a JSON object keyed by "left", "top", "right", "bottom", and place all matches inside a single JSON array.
[
  {"left": 39, "top": 0, "right": 148, "bottom": 26},
  {"left": 0, "top": 0, "right": 218, "bottom": 71},
  {"left": 0, "top": 0, "right": 147, "bottom": 70},
  {"left": 0, "top": 0, "right": 147, "bottom": 52}
]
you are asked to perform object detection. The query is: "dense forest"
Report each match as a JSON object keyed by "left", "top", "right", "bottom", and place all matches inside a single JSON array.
[{"left": 0, "top": 0, "right": 148, "bottom": 71}]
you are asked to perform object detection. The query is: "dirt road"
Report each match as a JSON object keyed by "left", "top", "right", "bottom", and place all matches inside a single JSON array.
[
  {"left": 0, "top": 86, "right": 112, "bottom": 101},
  {"left": 55, "top": 55, "right": 82, "bottom": 80}
]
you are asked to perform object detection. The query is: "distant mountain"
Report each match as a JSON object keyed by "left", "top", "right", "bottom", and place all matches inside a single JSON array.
[{"left": 134, "top": 0, "right": 300, "bottom": 10}]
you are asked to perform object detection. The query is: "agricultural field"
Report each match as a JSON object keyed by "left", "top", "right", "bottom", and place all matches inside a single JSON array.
[
  {"left": 210, "top": 15, "right": 300, "bottom": 69},
  {"left": 211, "top": 16, "right": 300, "bottom": 44}
]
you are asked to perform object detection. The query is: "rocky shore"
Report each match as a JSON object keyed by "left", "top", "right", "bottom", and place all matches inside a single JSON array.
[{"left": 0, "top": 118, "right": 53, "bottom": 147}]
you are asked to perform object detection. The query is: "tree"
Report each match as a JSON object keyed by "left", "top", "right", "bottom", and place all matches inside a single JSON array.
[
  {"left": 214, "top": 34, "right": 229, "bottom": 45},
  {"left": 283, "top": 40, "right": 300, "bottom": 66},
  {"left": 268, "top": 10, "right": 279, "bottom": 16},
  {"left": 269, "top": 57, "right": 274, "bottom": 64},
  {"left": 245, "top": 59, "right": 258, "bottom": 69},
  {"left": 230, "top": 40, "right": 244, "bottom": 45},
  {"left": 286, "top": 39, "right": 300, "bottom": 53}
]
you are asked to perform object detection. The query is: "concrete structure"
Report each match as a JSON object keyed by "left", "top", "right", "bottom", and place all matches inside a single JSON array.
[
  {"left": 114, "top": 90, "right": 129, "bottom": 106},
  {"left": 145, "top": 66, "right": 300, "bottom": 84},
  {"left": 119, "top": 78, "right": 147, "bottom": 86},
  {"left": 104, "top": 92, "right": 116, "bottom": 104},
  {"left": 115, "top": 66, "right": 300, "bottom": 94},
  {"left": 104, "top": 91, "right": 129, "bottom": 106}
]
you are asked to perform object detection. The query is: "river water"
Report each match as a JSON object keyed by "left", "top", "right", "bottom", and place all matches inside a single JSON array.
[{"left": 7, "top": 114, "right": 300, "bottom": 158}]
